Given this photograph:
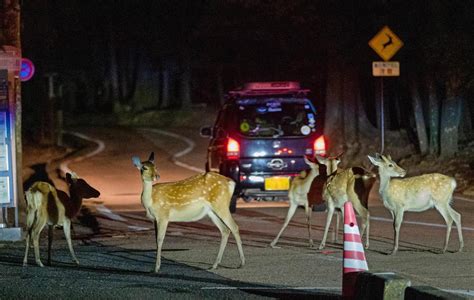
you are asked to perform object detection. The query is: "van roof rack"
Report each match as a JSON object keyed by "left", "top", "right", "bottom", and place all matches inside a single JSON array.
[{"left": 228, "top": 81, "right": 310, "bottom": 98}]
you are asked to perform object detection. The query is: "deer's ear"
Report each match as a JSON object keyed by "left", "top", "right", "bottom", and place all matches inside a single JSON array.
[
  {"left": 66, "top": 173, "right": 72, "bottom": 184},
  {"left": 315, "top": 154, "right": 326, "bottom": 164},
  {"left": 148, "top": 152, "right": 155, "bottom": 163},
  {"left": 367, "top": 155, "right": 381, "bottom": 166},
  {"left": 304, "top": 156, "right": 313, "bottom": 165},
  {"left": 132, "top": 156, "right": 142, "bottom": 169}
]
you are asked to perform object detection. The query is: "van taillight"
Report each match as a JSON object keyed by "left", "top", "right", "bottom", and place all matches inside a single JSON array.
[
  {"left": 227, "top": 137, "right": 240, "bottom": 159},
  {"left": 314, "top": 135, "right": 326, "bottom": 156}
]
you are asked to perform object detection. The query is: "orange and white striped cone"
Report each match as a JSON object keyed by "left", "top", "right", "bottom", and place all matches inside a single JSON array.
[{"left": 342, "top": 201, "right": 368, "bottom": 299}]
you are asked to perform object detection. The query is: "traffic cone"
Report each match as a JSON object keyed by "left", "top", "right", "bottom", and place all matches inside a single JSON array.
[{"left": 342, "top": 201, "right": 368, "bottom": 299}]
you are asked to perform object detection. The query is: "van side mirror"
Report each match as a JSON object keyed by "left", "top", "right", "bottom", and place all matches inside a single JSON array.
[{"left": 200, "top": 126, "right": 213, "bottom": 138}]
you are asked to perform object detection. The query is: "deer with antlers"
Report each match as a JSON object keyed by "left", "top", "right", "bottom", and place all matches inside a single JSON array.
[
  {"left": 132, "top": 152, "right": 245, "bottom": 273},
  {"left": 368, "top": 154, "right": 463, "bottom": 254},
  {"left": 23, "top": 173, "right": 100, "bottom": 267},
  {"left": 316, "top": 154, "right": 374, "bottom": 250}
]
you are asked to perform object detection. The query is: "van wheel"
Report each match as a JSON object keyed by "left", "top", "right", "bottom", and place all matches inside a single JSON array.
[{"left": 229, "top": 194, "right": 238, "bottom": 213}]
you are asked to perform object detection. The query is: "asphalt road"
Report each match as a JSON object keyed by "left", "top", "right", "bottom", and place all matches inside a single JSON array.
[{"left": 1, "top": 126, "right": 473, "bottom": 299}]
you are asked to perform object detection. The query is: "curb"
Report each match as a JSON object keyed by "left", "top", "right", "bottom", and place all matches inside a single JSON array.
[{"left": 354, "top": 272, "right": 469, "bottom": 300}]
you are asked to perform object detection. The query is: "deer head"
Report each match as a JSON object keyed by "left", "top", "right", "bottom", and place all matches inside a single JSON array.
[
  {"left": 132, "top": 152, "right": 160, "bottom": 182},
  {"left": 315, "top": 153, "right": 342, "bottom": 175},
  {"left": 66, "top": 172, "right": 101, "bottom": 199},
  {"left": 367, "top": 154, "right": 406, "bottom": 178}
]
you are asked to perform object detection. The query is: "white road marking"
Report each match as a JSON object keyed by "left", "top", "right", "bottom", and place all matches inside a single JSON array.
[
  {"left": 455, "top": 194, "right": 474, "bottom": 203},
  {"left": 96, "top": 204, "right": 127, "bottom": 221},
  {"left": 128, "top": 225, "right": 151, "bottom": 231},
  {"left": 139, "top": 128, "right": 205, "bottom": 173},
  {"left": 201, "top": 286, "right": 340, "bottom": 291},
  {"left": 370, "top": 216, "right": 474, "bottom": 231},
  {"left": 442, "top": 289, "right": 474, "bottom": 297},
  {"left": 59, "top": 131, "right": 106, "bottom": 175}
]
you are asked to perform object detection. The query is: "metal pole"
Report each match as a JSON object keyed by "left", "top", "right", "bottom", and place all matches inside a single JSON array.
[{"left": 380, "top": 77, "right": 384, "bottom": 154}]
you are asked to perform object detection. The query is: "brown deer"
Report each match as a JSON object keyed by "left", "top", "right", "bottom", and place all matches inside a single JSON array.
[
  {"left": 23, "top": 173, "right": 100, "bottom": 267},
  {"left": 270, "top": 157, "right": 340, "bottom": 248},
  {"left": 316, "top": 155, "right": 374, "bottom": 250},
  {"left": 368, "top": 153, "right": 463, "bottom": 254},
  {"left": 132, "top": 152, "right": 245, "bottom": 273}
]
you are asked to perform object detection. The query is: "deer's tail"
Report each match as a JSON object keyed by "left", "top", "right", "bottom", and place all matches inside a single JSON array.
[{"left": 25, "top": 190, "right": 40, "bottom": 236}]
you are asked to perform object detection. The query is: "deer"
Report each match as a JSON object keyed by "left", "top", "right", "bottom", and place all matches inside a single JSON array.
[
  {"left": 368, "top": 153, "right": 463, "bottom": 254},
  {"left": 23, "top": 173, "right": 100, "bottom": 267},
  {"left": 316, "top": 155, "right": 374, "bottom": 250},
  {"left": 270, "top": 155, "right": 346, "bottom": 248},
  {"left": 132, "top": 152, "right": 245, "bottom": 273}
]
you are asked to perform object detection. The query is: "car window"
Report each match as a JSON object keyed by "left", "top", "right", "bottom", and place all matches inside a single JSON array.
[
  {"left": 214, "top": 104, "right": 234, "bottom": 137},
  {"left": 236, "top": 98, "right": 316, "bottom": 137}
]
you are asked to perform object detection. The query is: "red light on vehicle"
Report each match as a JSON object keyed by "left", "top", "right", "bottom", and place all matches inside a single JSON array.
[
  {"left": 227, "top": 137, "right": 240, "bottom": 159},
  {"left": 314, "top": 135, "right": 326, "bottom": 156}
]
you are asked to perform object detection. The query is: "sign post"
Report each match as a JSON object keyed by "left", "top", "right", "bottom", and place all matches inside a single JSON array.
[
  {"left": 369, "top": 26, "right": 403, "bottom": 154},
  {"left": 0, "top": 47, "right": 23, "bottom": 241}
]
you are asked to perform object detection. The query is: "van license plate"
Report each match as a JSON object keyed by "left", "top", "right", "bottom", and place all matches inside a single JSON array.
[{"left": 265, "top": 177, "right": 290, "bottom": 191}]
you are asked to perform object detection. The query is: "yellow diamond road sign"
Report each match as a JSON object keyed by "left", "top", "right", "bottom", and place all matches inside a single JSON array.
[{"left": 369, "top": 26, "right": 404, "bottom": 61}]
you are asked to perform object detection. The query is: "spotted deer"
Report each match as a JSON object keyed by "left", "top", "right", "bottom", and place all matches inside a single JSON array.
[
  {"left": 316, "top": 155, "right": 373, "bottom": 250},
  {"left": 132, "top": 152, "right": 245, "bottom": 273},
  {"left": 270, "top": 154, "right": 345, "bottom": 248},
  {"left": 23, "top": 173, "right": 100, "bottom": 267},
  {"left": 368, "top": 154, "right": 463, "bottom": 254},
  {"left": 270, "top": 156, "right": 321, "bottom": 248}
]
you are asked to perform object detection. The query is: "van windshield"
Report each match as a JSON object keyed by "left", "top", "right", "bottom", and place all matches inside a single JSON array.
[{"left": 236, "top": 98, "right": 316, "bottom": 138}]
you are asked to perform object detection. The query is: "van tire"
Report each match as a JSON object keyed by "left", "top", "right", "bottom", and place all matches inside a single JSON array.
[{"left": 230, "top": 194, "right": 238, "bottom": 213}]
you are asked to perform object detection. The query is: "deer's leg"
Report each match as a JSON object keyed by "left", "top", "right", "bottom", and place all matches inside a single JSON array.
[
  {"left": 331, "top": 211, "right": 340, "bottom": 243},
  {"left": 23, "top": 210, "right": 36, "bottom": 266},
  {"left": 434, "top": 203, "right": 453, "bottom": 253},
  {"left": 352, "top": 199, "right": 370, "bottom": 249},
  {"left": 23, "top": 232, "right": 30, "bottom": 267},
  {"left": 208, "top": 210, "right": 231, "bottom": 269},
  {"left": 154, "top": 219, "right": 169, "bottom": 273},
  {"left": 215, "top": 208, "right": 245, "bottom": 268},
  {"left": 391, "top": 210, "right": 404, "bottom": 255},
  {"left": 447, "top": 205, "right": 464, "bottom": 252},
  {"left": 32, "top": 217, "right": 47, "bottom": 267},
  {"left": 304, "top": 201, "right": 314, "bottom": 248},
  {"left": 47, "top": 225, "right": 53, "bottom": 266},
  {"left": 63, "top": 219, "right": 79, "bottom": 265},
  {"left": 270, "top": 202, "right": 298, "bottom": 248},
  {"left": 319, "top": 202, "right": 335, "bottom": 250},
  {"left": 154, "top": 220, "right": 158, "bottom": 247}
]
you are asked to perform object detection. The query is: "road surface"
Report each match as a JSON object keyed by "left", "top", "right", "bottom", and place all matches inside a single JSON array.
[{"left": 1, "top": 126, "right": 473, "bottom": 299}]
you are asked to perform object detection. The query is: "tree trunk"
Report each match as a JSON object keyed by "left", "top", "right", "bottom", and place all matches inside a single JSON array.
[
  {"left": 342, "top": 65, "right": 357, "bottom": 145},
  {"left": 410, "top": 80, "right": 428, "bottom": 155},
  {"left": 426, "top": 77, "right": 440, "bottom": 155},
  {"left": 440, "top": 83, "right": 462, "bottom": 157},
  {"left": 216, "top": 65, "right": 225, "bottom": 106},
  {"left": 180, "top": 52, "right": 192, "bottom": 108},
  {"left": 323, "top": 60, "right": 344, "bottom": 155},
  {"left": 108, "top": 32, "right": 120, "bottom": 113},
  {"left": 161, "top": 68, "right": 171, "bottom": 108}
]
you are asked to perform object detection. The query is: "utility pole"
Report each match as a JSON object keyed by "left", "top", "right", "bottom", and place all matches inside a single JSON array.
[{"left": 1, "top": 0, "right": 23, "bottom": 229}]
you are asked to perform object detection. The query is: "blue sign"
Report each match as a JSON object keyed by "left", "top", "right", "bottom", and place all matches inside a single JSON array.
[{"left": 20, "top": 58, "right": 35, "bottom": 82}]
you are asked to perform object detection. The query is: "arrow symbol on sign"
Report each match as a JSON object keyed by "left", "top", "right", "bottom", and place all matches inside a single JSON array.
[{"left": 382, "top": 33, "right": 393, "bottom": 50}]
